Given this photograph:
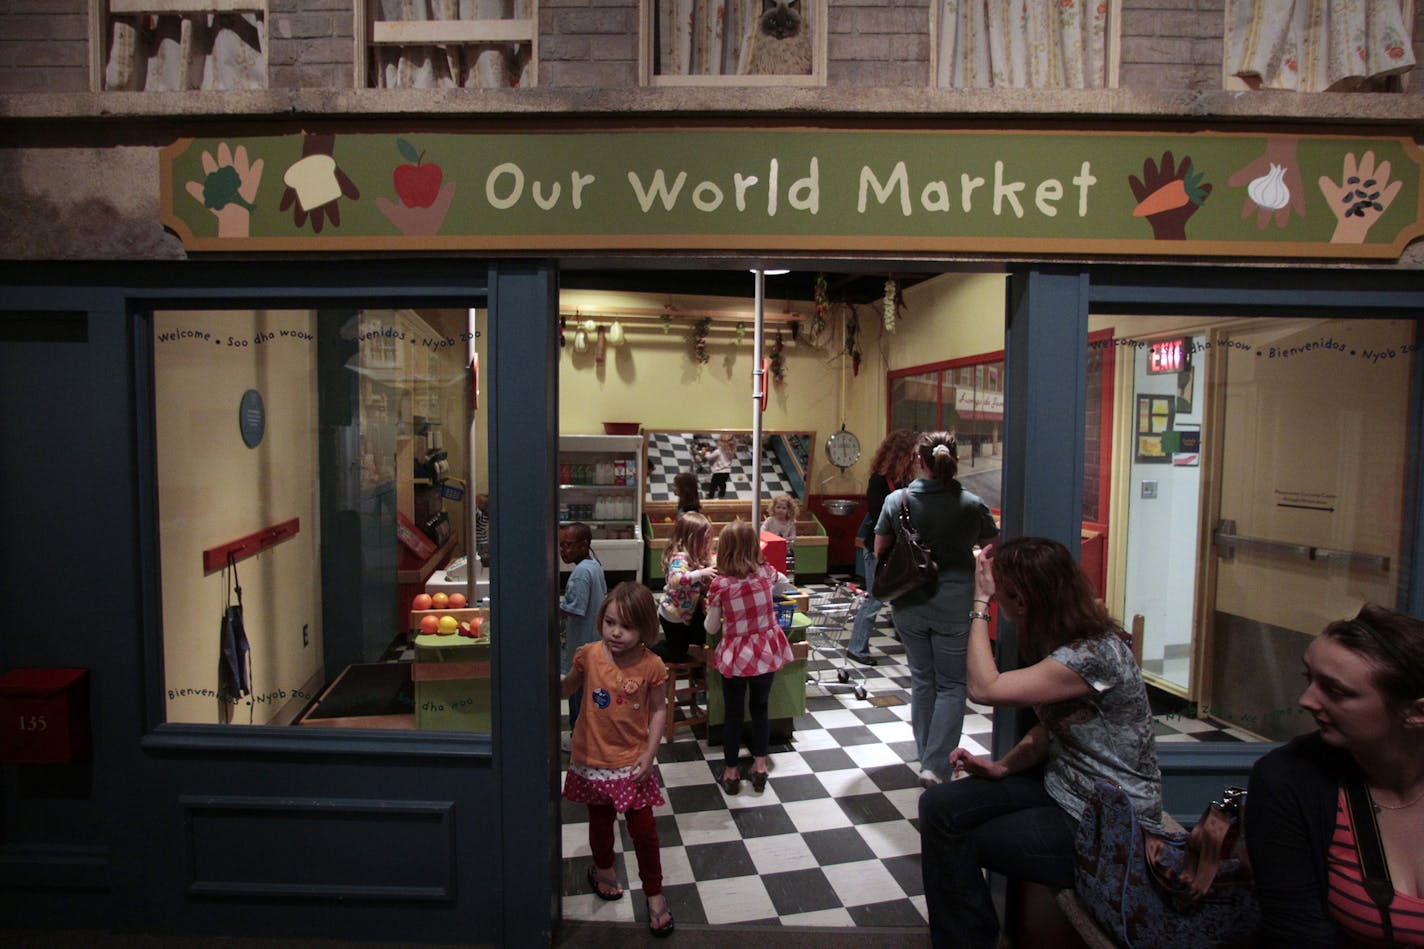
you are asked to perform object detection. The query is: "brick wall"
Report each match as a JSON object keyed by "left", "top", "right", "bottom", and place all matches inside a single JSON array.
[
  {"left": 0, "top": 0, "right": 90, "bottom": 93},
  {"left": 0, "top": 0, "right": 1420, "bottom": 96},
  {"left": 828, "top": 0, "right": 931, "bottom": 87},
  {"left": 268, "top": 0, "right": 355, "bottom": 89},
  {"left": 538, "top": 0, "right": 637, "bottom": 88},
  {"left": 1119, "top": 0, "right": 1225, "bottom": 91}
]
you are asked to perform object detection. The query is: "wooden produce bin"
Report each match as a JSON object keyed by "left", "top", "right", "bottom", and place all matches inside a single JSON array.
[
  {"left": 411, "top": 607, "right": 491, "bottom": 732},
  {"left": 643, "top": 501, "right": 829, "bottom": 584}
]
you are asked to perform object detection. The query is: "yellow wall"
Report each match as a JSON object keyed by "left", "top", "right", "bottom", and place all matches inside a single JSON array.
[
  {"left": 558, "top": 275, "right": 1009, "bottom": 491},
  {"left": 154, "top": 310, "right": 324, "bottom": 725}
]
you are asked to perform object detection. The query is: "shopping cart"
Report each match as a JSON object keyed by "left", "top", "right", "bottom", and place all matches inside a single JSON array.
[{"left": 804, "top": 582, "right": 869, "bottom": 701}]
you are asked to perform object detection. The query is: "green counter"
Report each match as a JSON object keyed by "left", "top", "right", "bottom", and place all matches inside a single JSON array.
[{"left": 704, "top": 613, "right": 808, "bottom": 746}]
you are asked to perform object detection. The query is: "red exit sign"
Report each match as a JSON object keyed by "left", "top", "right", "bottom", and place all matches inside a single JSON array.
[{"left": 1148, "top": 338, "right": 1190, "bottom": 374}]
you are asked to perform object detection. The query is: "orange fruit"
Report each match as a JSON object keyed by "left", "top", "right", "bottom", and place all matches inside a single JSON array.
[
  {"left": 448, "top": 593, "right": 467, "bottom": 609},
  {"left": 431, "top": 592, "right": 450, "bottom": 609},
  {"left": 412, "top": 593, "right": 433, "bottom": 611},
  {"left": 419, "top": 615, "right": 440, "bottom": 635}
]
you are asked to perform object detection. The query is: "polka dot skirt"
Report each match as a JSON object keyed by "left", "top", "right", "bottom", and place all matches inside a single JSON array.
[{"left": 563, "top": 762, "right": 666, "bottom": 812}]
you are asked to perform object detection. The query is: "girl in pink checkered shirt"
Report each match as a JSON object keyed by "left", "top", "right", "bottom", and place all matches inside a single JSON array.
[{"left": 704, "top": 519, "right": 795, "bottom": 794}]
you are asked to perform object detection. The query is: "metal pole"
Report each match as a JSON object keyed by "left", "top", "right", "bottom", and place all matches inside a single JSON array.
[{"left": 751, "top": 269, "right": 765, "bottom": 524}]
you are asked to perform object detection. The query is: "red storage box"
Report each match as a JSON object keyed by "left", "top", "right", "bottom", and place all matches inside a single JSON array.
[
  {"left": 760, "top": 531, "right": 787, "bottom": 576},
  {"left": 0, "top": 668, "right": 90, "bottom": 763}
]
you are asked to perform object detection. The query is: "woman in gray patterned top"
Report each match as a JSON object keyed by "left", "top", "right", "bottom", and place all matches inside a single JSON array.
[{"left": 917, "top": 536, "right": 1162, "bottom": 949}]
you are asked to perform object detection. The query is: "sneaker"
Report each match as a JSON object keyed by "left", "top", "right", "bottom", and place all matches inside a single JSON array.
[
  {"left": 846, "top": 652, "right": 878, "bottom": 666},
  {"left": 560, "top": 733, "right": 572, "bottom": 753},
  {"left": 919, "top": 769, "right": 942, "bottom": 789}
]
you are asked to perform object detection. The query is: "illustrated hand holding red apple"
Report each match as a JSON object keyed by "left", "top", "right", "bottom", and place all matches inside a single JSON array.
[{"left": 376, "top": 138, "right": 457, "bottom": 237}]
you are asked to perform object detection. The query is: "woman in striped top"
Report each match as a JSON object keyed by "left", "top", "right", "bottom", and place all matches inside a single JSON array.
[{"left": 1246, "top": 604, "right": 1424, "bottom": 947}]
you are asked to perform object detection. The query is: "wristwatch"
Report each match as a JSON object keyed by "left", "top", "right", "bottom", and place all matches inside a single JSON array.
[{"left": 969, "top": 610, "right": 992, "bottom": 622}]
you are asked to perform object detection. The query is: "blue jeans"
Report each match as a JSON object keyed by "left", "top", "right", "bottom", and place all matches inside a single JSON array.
[
  {"left": 919, "top": 773, "right": 1077, "bottom": 949},
  {"left": 847, "top": 548, "right": 880, "bottom": 656},
  {"left": 894, "top": 610, "right": 968, "bottom": 779}
]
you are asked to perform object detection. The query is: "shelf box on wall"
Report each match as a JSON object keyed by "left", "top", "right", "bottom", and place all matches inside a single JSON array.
[{"left": 0, "top": 668, "right": 90, "bottom": 763}]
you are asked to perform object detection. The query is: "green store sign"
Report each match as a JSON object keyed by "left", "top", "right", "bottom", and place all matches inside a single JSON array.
[{"left": 161, "top": 128, "right": 1424, "bottom": 259}]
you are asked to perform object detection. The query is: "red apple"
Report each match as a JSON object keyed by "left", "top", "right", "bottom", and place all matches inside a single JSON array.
[{"left": 393, "top": 138, "right": 442, "bottom": 209}]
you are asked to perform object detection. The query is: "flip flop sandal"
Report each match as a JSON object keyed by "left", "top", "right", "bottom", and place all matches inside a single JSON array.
[
  {"left": 649, "top": 906, "right": 675, "bottom": 937},
  {"left": 587, "top": 865, "right": 622, "bottom": 901}
]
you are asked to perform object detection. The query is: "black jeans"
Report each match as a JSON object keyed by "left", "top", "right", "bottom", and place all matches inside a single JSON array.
[
  {"left": 707, "top": 472, "right": 730, "bottom": 498},
  {"left": 653, "top": 613, "right": 705, "bottom": 662},
  {"left": 918, "top": 772, "right": 1077, "bottom": 949},
  {"left": 720, "top": 670, "right": 775, "bottom": 767}
]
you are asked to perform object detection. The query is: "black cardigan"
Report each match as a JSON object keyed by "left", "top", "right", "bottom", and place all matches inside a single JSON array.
[{"left": 1245, "top": 731, "right": 1362, "bottom": 949}]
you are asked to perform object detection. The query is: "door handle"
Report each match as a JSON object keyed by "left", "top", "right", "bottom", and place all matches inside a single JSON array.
[{"left": 1214, "top": 519, "right": 1390, "bottom": 572}]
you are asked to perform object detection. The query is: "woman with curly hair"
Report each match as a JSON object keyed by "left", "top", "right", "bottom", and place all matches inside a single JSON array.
[
  {"left": 847, "top": 429, "right": 922, "bottom": 666},
  {"left": 918, "top": 536, "right": 1162, "bottom": 949}
]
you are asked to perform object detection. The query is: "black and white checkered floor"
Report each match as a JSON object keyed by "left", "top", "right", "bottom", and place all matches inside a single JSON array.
[
  {"left": 559, "top": 581, "right": 1255, "bottom": 929},
  {"left": 645, "top": 431, "right": 799, "bottom": 503}
]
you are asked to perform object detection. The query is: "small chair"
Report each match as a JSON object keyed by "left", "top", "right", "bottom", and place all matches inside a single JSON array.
[{"left": 664, "top": 645, "right": 708, "bottom": 742}]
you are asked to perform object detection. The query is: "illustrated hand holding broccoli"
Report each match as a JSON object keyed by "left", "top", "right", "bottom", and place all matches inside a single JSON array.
[{"left": 185, "top": 142, "right": 264, "bottom": 239}]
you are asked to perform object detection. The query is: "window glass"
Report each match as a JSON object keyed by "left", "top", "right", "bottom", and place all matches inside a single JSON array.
[
  {"left": 887, "top": 357, "right": 1003, "bottom": 511},
  {"left": 152, "top": 306, "right": 490, "bottom": 731},
  {"left": 362, "top": 1, "right": 536, "bottom": 89},
  {"left": 935, "top": 1, "right": 1116, "bottom": 89},
  {"left": 1092, "top": 313, "right": 1412, "bottom": 743},
  {"left": 644, "top": 0, "right": 824, "bottom": 85},
  {"left": 102, "top": 3, "right": 268, "bottom": 91}
]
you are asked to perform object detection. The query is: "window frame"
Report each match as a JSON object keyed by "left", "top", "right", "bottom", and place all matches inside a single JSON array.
[
  {"left": 1221, "top": 0, "right": 1415, "bottom": 92},
  {"left": 356, "top": 0, "right": 539, "bottom": 89},
  {"left": 90, "top": 0, "right": 269, "bottom": 93}
]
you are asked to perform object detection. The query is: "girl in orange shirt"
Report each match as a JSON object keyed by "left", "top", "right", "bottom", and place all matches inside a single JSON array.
[{"left": 561, "top": 581, "right": 674, "bottom": 936}]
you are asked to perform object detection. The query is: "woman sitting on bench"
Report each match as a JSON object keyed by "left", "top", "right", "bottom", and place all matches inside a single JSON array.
[{"left": 918, "top": 537, "right": 1164, "bottom": 949}]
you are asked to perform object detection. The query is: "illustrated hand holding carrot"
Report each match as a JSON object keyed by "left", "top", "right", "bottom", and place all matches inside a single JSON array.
[
  {"left": 1319, "top": 150, "right": 1403, "bottom": 244},
  {"left": 1227, "top": 137, "right": 1305, "bottom": 230},
  {"left": 1128, "top": 151, "right": 1212, "bottom": 241}
]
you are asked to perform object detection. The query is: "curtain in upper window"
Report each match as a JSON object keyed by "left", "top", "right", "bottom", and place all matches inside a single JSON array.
[
  {"left": 658, "top": 0, "right": 794, "bottom": 76},
  {"left": 373, "top": 0, "right": 532, "bottom": 89},
  {"left": 105, "top": 13, "right": 266, "bottom": 91},
  {"left": 1225, "top": 0, "right": 1416, "bottom": 91},
  {"left": 936, "top": 0, "right": 1109, "bottom": 89}
]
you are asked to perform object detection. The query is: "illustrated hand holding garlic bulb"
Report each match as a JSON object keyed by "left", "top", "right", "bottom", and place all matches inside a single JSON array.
[{"left": 1227, "top": 138, "right": 1305, "bottom": 230}]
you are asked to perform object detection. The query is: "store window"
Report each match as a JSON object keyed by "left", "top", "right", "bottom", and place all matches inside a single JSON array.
[
  {"left": 360, "top": 0, "right": 536, "bottom": 88},
  {"left": 152, "top": 306, "right": 490, "bottom": 731},
  {"left": 641, "top": 0, "right": 826, "bottom": 86},
  {"left": 1092, "top": 313, "right": 1413, "bottom": 744},
  {"left": 98, "top": 0, "right": 267, "bottom": 91},
  {"left": 1223, "top": 0, "right": 1415, "bottom": 92},
  {"left": 888, "top": 354, "right": 1004, "bottom": 512},
  {"left": 933, "top": 0, "right": 1119, "bottom": 89}
]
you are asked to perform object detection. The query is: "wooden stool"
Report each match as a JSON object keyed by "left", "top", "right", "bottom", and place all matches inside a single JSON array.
[{"left": 664, "top": 645, "right": 708, "bottom": 742}]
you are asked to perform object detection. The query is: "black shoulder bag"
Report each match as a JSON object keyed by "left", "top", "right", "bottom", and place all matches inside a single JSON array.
[{"left": 873, "top": 497, "right": 938, "bottom": 601}]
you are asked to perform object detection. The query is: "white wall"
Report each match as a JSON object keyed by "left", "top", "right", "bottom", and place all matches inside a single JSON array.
[{"left": 1122, "top": 334, "right": 1203, "bottom": 675}]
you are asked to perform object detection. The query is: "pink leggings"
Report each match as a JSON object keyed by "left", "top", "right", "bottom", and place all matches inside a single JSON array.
[{"left": 588, "top": 804, "right": 662, "bottom": 897}]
